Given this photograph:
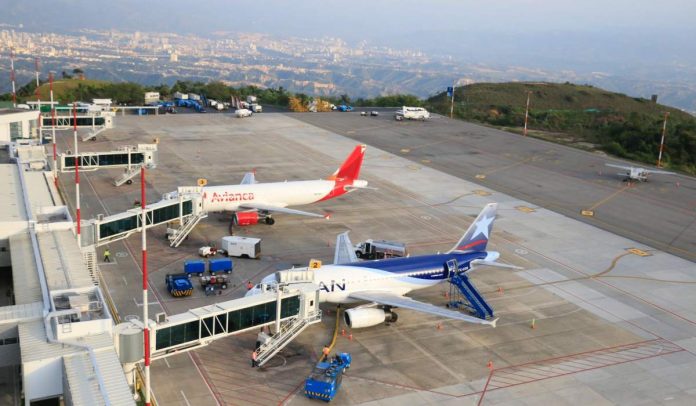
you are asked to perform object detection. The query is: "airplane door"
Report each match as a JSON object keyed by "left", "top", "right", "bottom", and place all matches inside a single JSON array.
[{"left": 445, "top": 259, "right": 458, "bottom": 278}]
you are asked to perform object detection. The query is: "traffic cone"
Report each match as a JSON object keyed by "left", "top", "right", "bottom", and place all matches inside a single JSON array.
[
  {"left": 487, "top": 360, "right": 493, "bottom": 370},
  {"left": 531, "top": 318, "right": 536, "bottom": 329},
  {"left": 348, "top": 333, "right": 353, "bottom": 341},
  {"left": 341, "top": 329, "right": 346, "bottom": 336}
]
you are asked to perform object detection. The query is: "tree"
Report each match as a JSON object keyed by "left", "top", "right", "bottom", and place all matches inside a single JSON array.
[{"left": 61, "top": 70, "right": 72, "bottom": 79}]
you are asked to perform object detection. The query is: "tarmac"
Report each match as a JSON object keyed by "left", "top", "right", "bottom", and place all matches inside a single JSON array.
[{"left": 54, "top": 110, "right": 696, "bottom": 405}]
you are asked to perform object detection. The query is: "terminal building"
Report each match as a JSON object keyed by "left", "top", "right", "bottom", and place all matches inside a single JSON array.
[{"left": 0, "top": 142, "right": 134, "bottom": 405}]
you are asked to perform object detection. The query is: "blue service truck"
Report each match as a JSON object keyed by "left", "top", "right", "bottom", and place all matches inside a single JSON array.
[
  {"left": 304, "top": 353, "right": 351, "bottom": 402},
  {"left": 183, "top": 259, "right": 206, "bottom": 277},
  {"left": 208, "top": 258, "right": 233, "bottom": 275},
  {"left": 165, "top": 273, "right": 194, "bottom": 297}
]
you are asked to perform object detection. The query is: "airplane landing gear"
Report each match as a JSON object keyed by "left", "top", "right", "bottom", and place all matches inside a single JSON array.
[{"left": 264, "top": 216, "right": 275, "bottom": 225}]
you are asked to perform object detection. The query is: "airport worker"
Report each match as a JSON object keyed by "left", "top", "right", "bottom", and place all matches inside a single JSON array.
[
  {"left": 247, "top": 280, "right": 253, "bottom": 290},
  {"left": 251, "top": 350, "right": 258, "bottom": 367},
  {"left": 103, "top": 248, "right": 111, "bottom": 263},
  {"left": 322, "top": 346, "right": 330, "bottom": 359}
]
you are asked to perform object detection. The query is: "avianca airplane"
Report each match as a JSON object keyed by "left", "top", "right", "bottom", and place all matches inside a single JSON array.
[
  {"left": 199, "top": 145, "right": 369, "bottom": 225},
  {"left": 248, "top": 203, "right": 517, "bottom": 328}
]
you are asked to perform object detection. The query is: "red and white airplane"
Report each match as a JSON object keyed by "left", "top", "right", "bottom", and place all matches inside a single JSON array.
[{"left": 200, "top": 144, "right": 369, "bottom": 226}]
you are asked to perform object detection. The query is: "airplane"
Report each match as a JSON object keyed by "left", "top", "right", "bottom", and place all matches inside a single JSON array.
[
  {"left": 605, "top": 163, "right": 676, "bottom": 182},
  {"left": 199, "top": 144, "right": 369, "bottom": 226},
  {"left": 247, "top": 203, "right": 518, "bottom": 329}
]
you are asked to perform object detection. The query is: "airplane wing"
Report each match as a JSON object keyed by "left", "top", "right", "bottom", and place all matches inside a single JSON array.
[
  {"left": 334, "top": 232, "right": 358, "bottom": 264},
  {"left": 240, "top": 172, "right": 257, "bottom": 185},
  {"left": 605, "top": 163, "right": 630, "bottom": 170},
  {"left": 238, "top": 202, "right": 326, "bottom": 218},
  {"left": 644, "top": 169, "right": 676, "bottom": 175},
  {"left": 348, "top": 291, "right": 497, "bottom": 327}
]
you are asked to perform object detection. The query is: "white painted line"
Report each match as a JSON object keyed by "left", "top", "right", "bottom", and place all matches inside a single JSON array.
[
  {"left": 133, "top": 298, "right": 159, "bottom": 307},
  {"left": 122, "top": 276, "right": 128, "bottom": 287},
  {"left": 164, "top": 357, "right": 171, "bottom": 368},
  {"left": 180, "top": 390, "right": 191, "bottom": 406}
]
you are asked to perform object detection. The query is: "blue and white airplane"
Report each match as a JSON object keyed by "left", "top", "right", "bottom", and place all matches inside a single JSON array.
[{"left": 248, "top": 203, "right": 516, "bottom": 329}]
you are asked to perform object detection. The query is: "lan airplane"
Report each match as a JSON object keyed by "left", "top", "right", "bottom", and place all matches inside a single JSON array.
[
  {"left": 248, "top": 203, "right": 516, "bottom": 329},
  {"left": 605, "top": 163, "right": 675, "bottom": 182},
  {"left": 198, "top": 145, "right": 369, "bottom": 225}
]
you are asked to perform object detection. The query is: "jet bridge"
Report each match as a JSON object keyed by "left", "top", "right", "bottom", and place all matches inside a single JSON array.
[
  {"left": 82, "top": 186, "right": 204, "bottom": 247},
  {"left": 59, "top": 144, "right": 158, "bottom": 186},
  {"left": 114, "top": 279, "right": 321, "bottom": 365},
  {"left": 42, "top": 111, "right": 114, "bottom": 130}
]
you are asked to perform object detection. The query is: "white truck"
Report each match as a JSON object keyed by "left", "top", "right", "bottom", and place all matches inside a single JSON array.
[
  {"left": 249, "top": 103, "right": 263, "bottom": 113},
  {"left": 221, "top": 236, "right": 261, "bottom": 259},
  {"left": 355, "top": 239, "right": 407, "bottom": 260},
  {"left": 246, "top": 95, "right": 258, "bottom": 104},
  {"left": 395, "top": 106, "right": 430, "bottom": 121}
]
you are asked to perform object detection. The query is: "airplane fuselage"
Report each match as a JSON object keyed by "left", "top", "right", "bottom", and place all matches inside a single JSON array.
[
  {"left": 310, "top": 252, "right": 487, "bottom": 303},
  {"left": 201, "top": 180, "right": 336, "bottom": 212}
]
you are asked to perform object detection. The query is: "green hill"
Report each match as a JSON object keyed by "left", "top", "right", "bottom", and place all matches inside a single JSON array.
[{"left": 428, "top": 82, "right": 696, "bottom": 175}]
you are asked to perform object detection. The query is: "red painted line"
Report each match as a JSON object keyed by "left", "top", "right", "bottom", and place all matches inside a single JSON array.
[{"left": 477, "top": 369, "right": 495, "bottom": 406}]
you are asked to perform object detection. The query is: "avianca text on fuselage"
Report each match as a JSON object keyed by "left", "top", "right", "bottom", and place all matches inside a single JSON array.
[{"left": 209, "top": 191, "right": 255, "bottom": 203}]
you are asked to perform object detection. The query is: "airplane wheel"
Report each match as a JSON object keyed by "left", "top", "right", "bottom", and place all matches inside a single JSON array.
[
  {"left": 265, "top": 217, "right": 275, "bottom": 225},
  {"left": 126, "top": 179, "right": 133, "bottom": 185}
]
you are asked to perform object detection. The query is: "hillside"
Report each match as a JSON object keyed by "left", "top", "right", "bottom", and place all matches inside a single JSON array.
[
  {"left": 27, "top": 79, "right": 110, "bottom": 102},
  {"left": 428, "top": 82, "right": 696, "bottom": 175}
]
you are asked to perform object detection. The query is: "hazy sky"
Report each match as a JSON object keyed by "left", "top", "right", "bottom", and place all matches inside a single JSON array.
[
  {"left": 3, "top": 1, "right": 696, "bottom": 72},
  {"left": 3, "top": 0, "right": 695, "bottom": 39}
]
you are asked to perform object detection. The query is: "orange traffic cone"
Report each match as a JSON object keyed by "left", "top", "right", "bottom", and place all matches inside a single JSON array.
[
  {"left": 487, "top": 360, "right": 493, "bottom": 370},
  {"left": 341, "top": 328, "right": 346, "bottom": 336},
  {"left": 348, "top": 333, "right": 353, "bottom": 341}
]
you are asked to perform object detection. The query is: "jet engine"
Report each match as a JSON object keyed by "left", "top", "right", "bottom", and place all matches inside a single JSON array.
[
  {"left": 344, "top": 308, "right": 398, "bottom": 328},
  {"left": 233, "top": 211, "right": 259, "bottom": 226}
]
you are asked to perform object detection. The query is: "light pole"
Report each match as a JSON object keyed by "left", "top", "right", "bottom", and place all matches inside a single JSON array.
[
  {"left": 523, "top": 91, "right": 532, "bottom": 137},
  {"left": 656, "top": 112, "right": 669, "bottom": 168},
  {"left": 449, "top": 82, "right": 455, "bottom": 119}
]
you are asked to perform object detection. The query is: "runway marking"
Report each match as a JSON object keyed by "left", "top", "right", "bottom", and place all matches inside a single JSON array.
[
  {"left": 180, "top": 390, "right": 191, "bottom": 406},
  {"left": 133, "top": 297, "right": 161, "bottom": 307},
  {"left": 585, "top": 184, "right": 632, "bottom": 212},
  {"left": 515, "top": 206, "right": 536, "bottom": 213},
  {"left": 581, "top": 210, "right": 595, "bottom": 217},
  {"left": 627, "top": 248, "right": 651, "bottom": 257},
  {"left": 122, "top": 276, "right": 128, "bottom": 286},
  {"left": 421, "top": 159, "right": 431, "bottom": 164},
  {"left": 480, "top": 155, "right": 537, "bottom": 176},
  {"left": 475, "top": 174, "right": 486, "bottom": 179},
  {"left": 400, "top": 148, "right": 410, "bottom": 153},
  {"left": 473, "top": 190, "right": 492, "bottom": 196},
  {"left": 164, "top": 357, "right": 171, "bottom": 368}
]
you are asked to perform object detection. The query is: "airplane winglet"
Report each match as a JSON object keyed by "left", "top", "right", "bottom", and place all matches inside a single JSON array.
[{"left": 489, "top": 318, "right": 499, "bottom": 328}]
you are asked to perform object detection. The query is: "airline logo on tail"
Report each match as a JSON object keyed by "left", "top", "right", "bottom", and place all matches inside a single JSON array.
[
  {"left": 320, "top": 145, "right": 367, "bottom": 201},
  {"left": 450, "top": 203, "right": 497, "bottom": 253}
]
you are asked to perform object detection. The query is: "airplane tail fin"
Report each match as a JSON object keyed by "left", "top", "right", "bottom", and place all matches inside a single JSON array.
[
  {"left": 448, "top": 203, "right": 498, "bottom": 253},
  {"left": 327, "top": 145, "right": 366, "bottom": 181}
]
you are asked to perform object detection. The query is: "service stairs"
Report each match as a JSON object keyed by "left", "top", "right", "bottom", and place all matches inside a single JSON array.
[
  {"left": 255, "top": 310, "right": 322, "bottom": 367},
  {"left": 113, "top": 166, "right": 142, "bottom": 186},
  {"left": 82, "top": 125, "right": 106, "bottom": 141},
  {"left": 168, "top": 212, "right": 208, "bottom": 247},
  {"left": 447, "top": 260, "right": 494, "bottom": 320}
]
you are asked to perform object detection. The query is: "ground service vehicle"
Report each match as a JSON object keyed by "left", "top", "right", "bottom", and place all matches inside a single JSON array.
[
  {"left": 250, "top": 103, "right": 263, "bottom": 113},
  {"left": 337, "top": 105, "right": 353, "bottom": 112},
  {"left": 235, "top": 108, "right": 252, "bottom": 118},
  {"left": 354, "top": 239, "right": 407, "bottom": 259},
  {"left": 221, "top": 236, "right": 261, "bottom": 259},
  {"left": 395, "top": 106, "right": 430, "bottom": 121},
  {"left": 198, "top": 246, "right": 217, "bottom": 257},
  {"left": 184, "top": 259, "right": 206, "bottom": 277},
  {"left": 200, "top": 274, "right": 229, "bottom": 295},
  {"left": 304, "top": 353, "right": 352, "bottom": 402},
  {"left": 166, "top": 273, "right": 194, "bottom": 297},
  {"left": 208, "top": 258, "right": 233, "bottom": 275}
]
